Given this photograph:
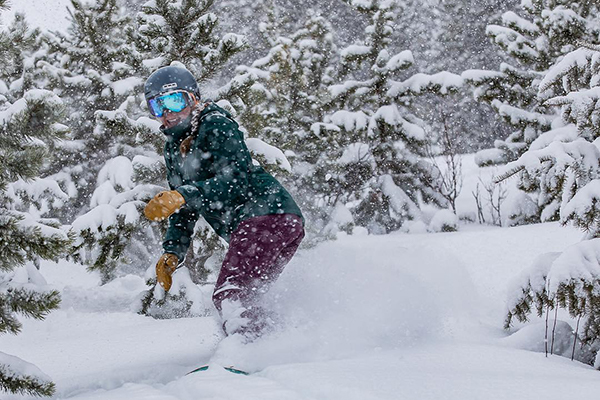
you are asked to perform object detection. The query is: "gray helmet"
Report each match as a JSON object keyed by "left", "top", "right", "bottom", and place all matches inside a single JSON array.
[{"left": 144, "top": 65, "right": 200, "bottom": 101}]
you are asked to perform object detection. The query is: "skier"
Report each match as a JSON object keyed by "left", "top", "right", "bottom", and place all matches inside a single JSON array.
[{"left": 143, "top": 65, "right": 304, "bottom": 340}]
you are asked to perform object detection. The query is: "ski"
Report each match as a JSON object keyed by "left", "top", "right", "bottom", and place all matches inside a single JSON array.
[
  {"left": 223, "top": 366, "right": 249, "bottom": 375},
  {"left": 187, "top": 365, "right": 249, "bottom": 376},
  {"left": 187, "top": 365, "right": 209, "bottom": 374}
]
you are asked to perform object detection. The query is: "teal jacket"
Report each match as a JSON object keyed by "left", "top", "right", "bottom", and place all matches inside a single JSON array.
[{"left": 161, "top": 103, "right": 303, "bottom": 260}]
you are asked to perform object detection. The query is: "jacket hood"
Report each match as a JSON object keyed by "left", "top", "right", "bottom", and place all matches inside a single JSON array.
[{"left": 199, "top": 102, "right": 235, "bottom": 120}]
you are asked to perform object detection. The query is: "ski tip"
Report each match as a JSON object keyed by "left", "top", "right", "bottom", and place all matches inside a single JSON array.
[
  {"left": 187, "top": 365, "right": 209, "bottom": 375},
  {"left": 224, "top": 366, "right": 250, "bottom": 375}
]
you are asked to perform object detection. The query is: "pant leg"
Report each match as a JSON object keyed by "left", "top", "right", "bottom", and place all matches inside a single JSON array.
[{"left": 213, "top": 214, "right": 304, "bottom": 337}]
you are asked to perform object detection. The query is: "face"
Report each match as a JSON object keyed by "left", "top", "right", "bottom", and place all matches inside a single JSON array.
[{"left": 159, "top": 106, "right": 192, "bottom": 129}]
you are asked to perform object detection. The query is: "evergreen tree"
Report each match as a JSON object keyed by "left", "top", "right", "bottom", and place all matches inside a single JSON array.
[
  {"left": 33, "top": 0, "right": 162, "bottom": 284},
  {"left": 39, "top": 0, "right": 144, "bottom": 216},
  {"left": 412, "top": 0, "right": 517, "bottom": 155},
  {"left": 502, "top": 44, "right": 600, "bottom": 366},
  {"left": 0, "top": 13, "right": 42, "bottom": 98},
  {"left": 0, "top": 8, "right": 71, "bottom": 395},
  {"left": 0, "top": 91, "right": 70, "bottom": 396},
  {"left": 466, "top": 0, "right": 600, "bottom": 168},
  {"left": 136, "top": 0, "right": 247, "bottom": 84},
  {"left": 310, "top": 0, "right": 460, "bottom": 233},
  {"left": 236, "top": 12, "right": 342, "bottom": 239},
  {"left": 239, "top": 0, "right": 466, "bottom": 236},
  {"left": 69, "top": 114, "right": 165, "bottom": 283}
]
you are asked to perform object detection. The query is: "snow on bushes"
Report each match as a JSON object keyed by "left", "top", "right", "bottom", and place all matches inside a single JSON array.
[
  {"left": 505, "top": 239, "right": 600, "bottom": 365},
  {"left": 429, "top": 209, "right": 459, "bottom": 232},
  {"left": 501, "top": 33, "right": 600, "bottom": 364}
]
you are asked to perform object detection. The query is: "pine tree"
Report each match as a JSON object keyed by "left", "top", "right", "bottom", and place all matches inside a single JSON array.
[
  {"left": 413, "top": 0, "right": 517, "bottom": 155},
  {"left": 32, "top": 0, "right": 162, "bottom": 284},
  {"left": 69, "top": 113, "right": 165, "bottom": 283},
  {"left": 0, "top": 13, "right": 41, "bottom": 98},
  {"left": 502, "top": 44, "right": 600, "bottom": 366},
  {"left": 39, "top": 0, "right": 145, "bottom": 216},
  {"left": 0, "top": 92, "right": 69, "bottom": 396},
  {"left": 310, "top": 0, "right": 460, "bottom": 233},
  {"left": 0, "top": 9, "right": 71, "bottom": 395},
  {"left": 235, "top": 11, "right": 344, "bottom": 239},
  {"left": 466, "top": 0, "right": 600, "bottom": 168},
  {"left": 136, "top": 0, "right": 247, "bottom": 82}
]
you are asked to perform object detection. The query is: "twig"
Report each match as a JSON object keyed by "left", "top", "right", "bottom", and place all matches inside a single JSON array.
[
  {"left": 551, "top": 306, "right": 558, "bottom": 355},
  {"left": 571, "top": 315, "right": 581, "bottom": 361},
  {"left": 472, "top": 183, "right": 485, "bottom": 224},
  {"left": 545, "top": 302, "right": 550, "bottom": 357}
]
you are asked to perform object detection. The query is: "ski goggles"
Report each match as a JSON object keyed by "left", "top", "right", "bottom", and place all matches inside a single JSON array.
[{"left": 147, "top": 91, "right": 197, "bottom": 118}]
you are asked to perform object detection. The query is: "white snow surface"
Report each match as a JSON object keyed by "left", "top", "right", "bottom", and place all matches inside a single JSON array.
[
  {"left": 388, "top": 71, "right": 463, "bottom": 97},
  {"left": 7, "top": 211, "right": 600, "bottom": 399},
  {"left": 501, "top": 11, "right": 539, "bottom": 35},
  {"left": 245, "top": 138, "right": 292, "bottom": 172},
  {"left": 538, "top": 48, "right": 593, "bottom": 93}
]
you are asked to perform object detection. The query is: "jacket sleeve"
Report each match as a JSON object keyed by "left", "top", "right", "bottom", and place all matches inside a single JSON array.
[
  {"left": 162, "top": 206, "right": 199, "bottom": 260},
  {"left": 175, "top": 114, "right": 251, "bottom": 214},
  {"left": 163, "top": 146, "right": 179, "bottom": 191},
  {"left": 162, "top": 145, "right": 197, "bottom": 260}
]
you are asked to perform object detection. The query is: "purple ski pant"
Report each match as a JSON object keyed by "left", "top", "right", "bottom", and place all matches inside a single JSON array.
[{"left": 212, "top": 213, "right": 304, "bottom": 337}]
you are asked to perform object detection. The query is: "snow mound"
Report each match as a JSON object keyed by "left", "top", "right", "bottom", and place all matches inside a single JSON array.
[
  {"left": 501, "top": 321, "right": 595, "bottom": 364},
  {"left": 211, "top": 234, "right": 479, "bottom": 372}
]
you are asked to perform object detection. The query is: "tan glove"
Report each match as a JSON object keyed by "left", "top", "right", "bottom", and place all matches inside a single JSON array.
[
  {"left": 156, "top": 253, "right": 179, "bottom": 292},
  {"left": 144, "top": 190, "right": 186, "bottom": 221}
]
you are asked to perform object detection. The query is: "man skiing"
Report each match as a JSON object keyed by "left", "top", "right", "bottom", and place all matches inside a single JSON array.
[{"left": 143, "top": 65, "right": 304, "bottom": 340}]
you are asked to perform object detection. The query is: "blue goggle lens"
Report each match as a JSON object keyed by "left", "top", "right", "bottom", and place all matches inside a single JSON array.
[{"left": 148, "top": 92, "right": 190, "bottom": 117}]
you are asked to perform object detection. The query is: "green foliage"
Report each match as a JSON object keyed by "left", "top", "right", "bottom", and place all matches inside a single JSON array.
[
  {"left": 71, "top": 207, "right": 146, "bottom": 283},
  {"left": 236, "top": 12, "right": 345, "bottom": 240},
  {"left": 239, "top": 14, "right": 334, "bottom": 150},
  {"left": 43, "top": 0, "right": 140, "bottom": 129},
  {"left": 0, "top": 364, "right": 56, "bottom": 397},
  {"left": 321, "top": 0, "right": 448, "bottom": 233},
  {"left": 0, "top": 288, "right": 61, "bottom": 335},
  {"left": 504, "top": 232, "right": 600, "bottom": 365},
  {"left": 36, "top": 0, "right": 146, "bottom": 217},
  {"left": 505, "top": 269, "right": 600, "bottom": 359},
  {"left": 494, "top": 138, "right": 600, "bottom": 223},
  {"left": 469, "top": 0, "right": 600, "bottom": 167},
  {"left": 540, "top": 45, "right": 600, "bottom": 139},
  {"left": 0, "top": 13, "right": 41, "bottom": 99},
  {"left": 0, "top": 212, "right": 70, "bottom": 271},
  {"left": 138, "top": 283, "right": 195, "bottom": 319},
  {"left": 137, "top": 0, "right": 247, "bottom": 80},
  {"left": 0, "top": 13, "right": 71, "bottom": 393},
  {"left": 238, "top": 1, "right": 464, "bottom": 236}
]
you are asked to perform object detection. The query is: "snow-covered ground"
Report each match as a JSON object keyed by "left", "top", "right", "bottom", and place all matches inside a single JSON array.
[
  {"left": 6, "top": 213, "right": 600, "bottom": 399},
  {"left": 6, "top": 155, "right": 600, "bottom": 399}
]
